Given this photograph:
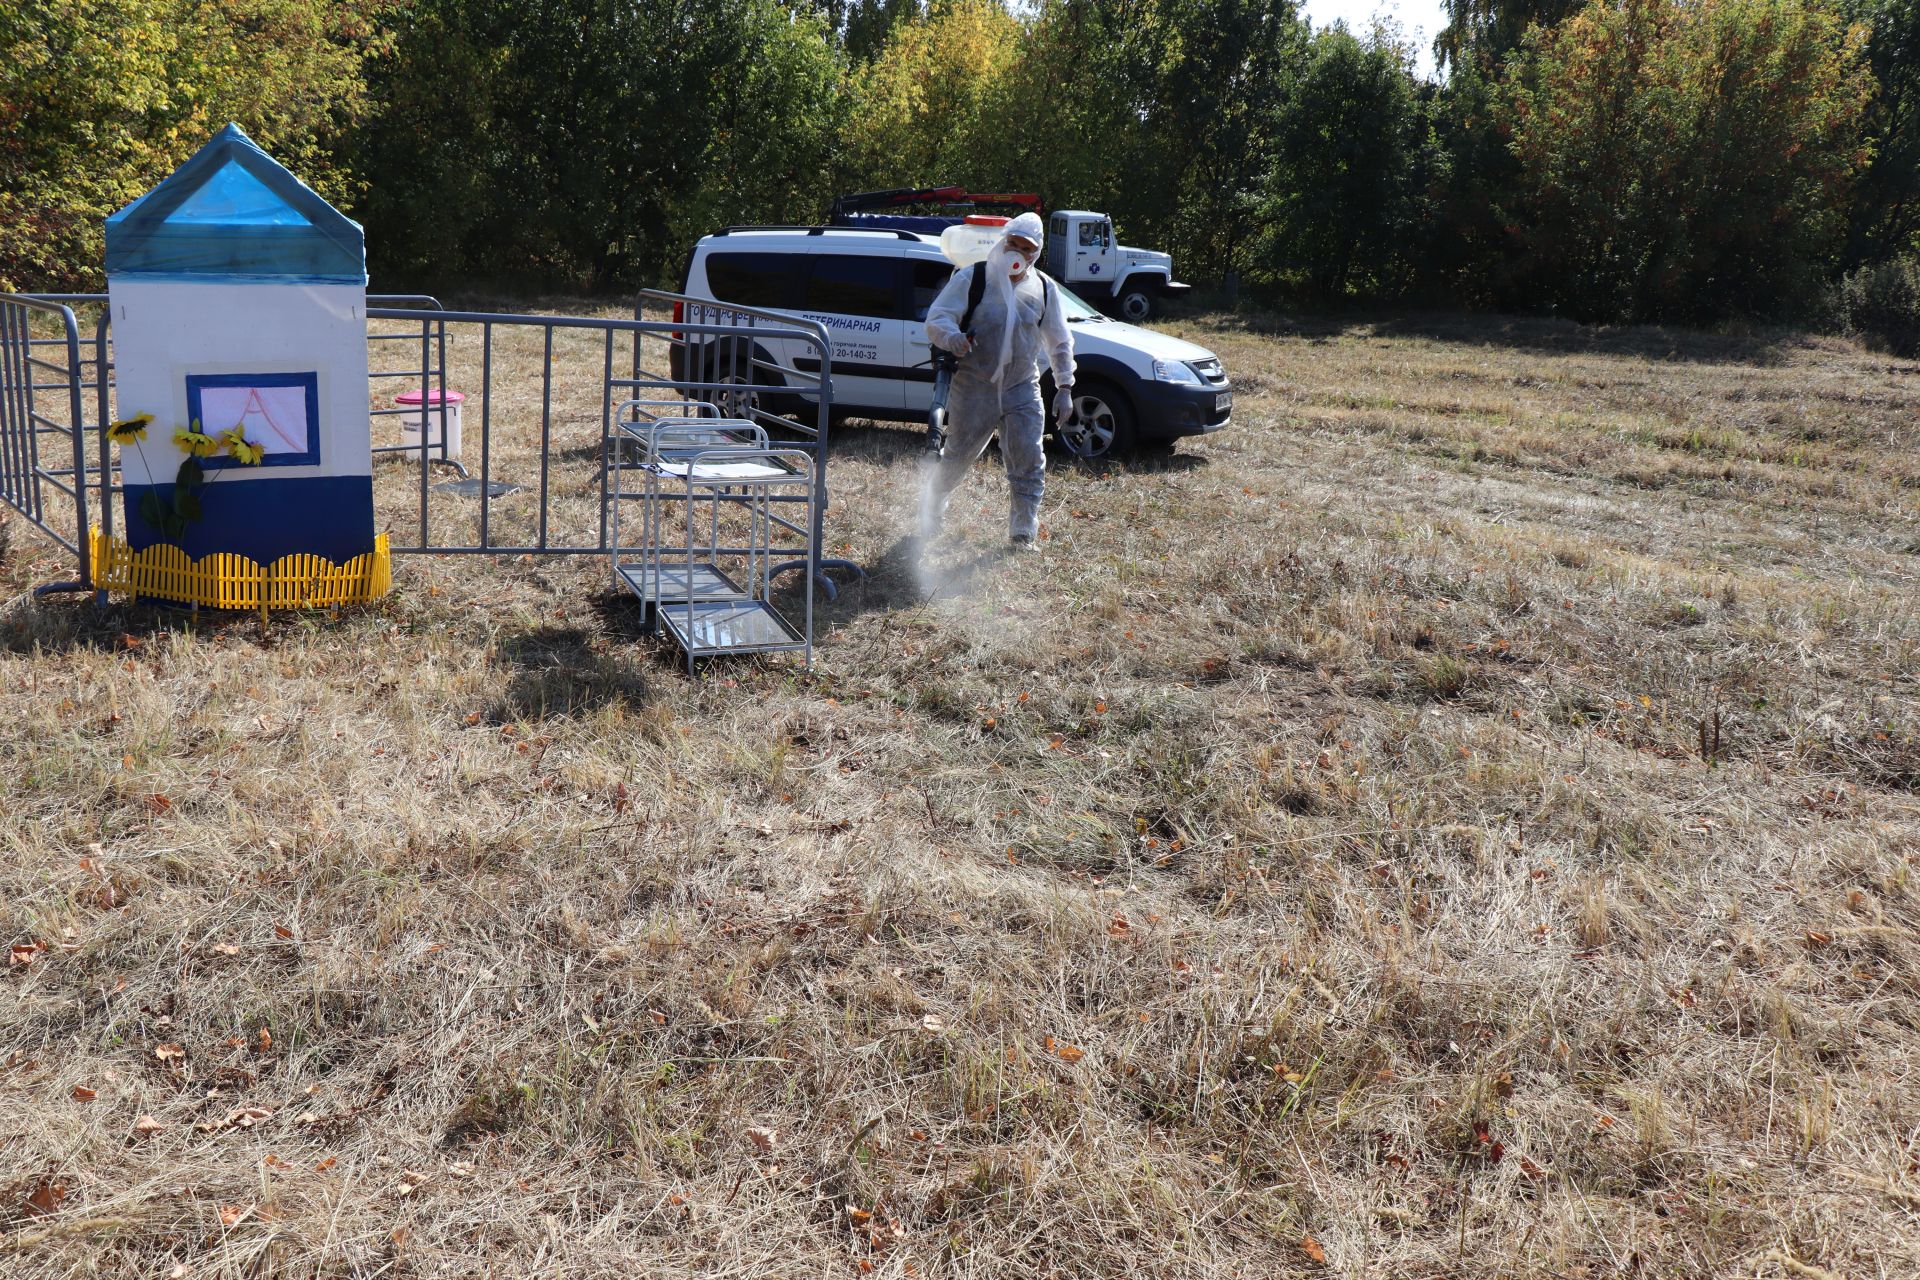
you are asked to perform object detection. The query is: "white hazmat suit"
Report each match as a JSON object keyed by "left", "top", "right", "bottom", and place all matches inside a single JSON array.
[{"left": 922, "top": 212, "right": 1075, "bottom": 543}]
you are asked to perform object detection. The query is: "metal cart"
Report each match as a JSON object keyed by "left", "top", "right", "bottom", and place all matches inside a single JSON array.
[{"left": 606, "top": 406, "right": 815, "bottom": 671}]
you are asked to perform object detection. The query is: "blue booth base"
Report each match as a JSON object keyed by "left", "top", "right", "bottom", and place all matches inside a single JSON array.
[{"left": 122, "top": 474, "right": 376, "bottom": 564}]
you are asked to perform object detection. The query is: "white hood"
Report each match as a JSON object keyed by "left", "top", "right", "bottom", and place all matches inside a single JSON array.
[{"left": 1077, "top": 317, "right": 1216, "bottom": 365}]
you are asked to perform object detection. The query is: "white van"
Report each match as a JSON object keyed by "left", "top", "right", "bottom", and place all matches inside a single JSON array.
[{"left": 672, "top": 226, "right": 1231, "bottom": 458}]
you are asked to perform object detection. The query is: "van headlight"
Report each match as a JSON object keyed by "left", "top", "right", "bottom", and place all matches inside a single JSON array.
[{"left": 1153, "top": 359, "right": 1202, "bottom": 385}]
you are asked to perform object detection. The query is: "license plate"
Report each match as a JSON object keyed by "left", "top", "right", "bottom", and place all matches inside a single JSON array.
[{"left": 1215, "top": 392, "right": 1233, "bottom": 414}]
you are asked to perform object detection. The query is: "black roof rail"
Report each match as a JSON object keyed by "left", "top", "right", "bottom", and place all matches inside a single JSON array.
[{"left": 711, "top": 224, "right": 922, "bottom": 242}]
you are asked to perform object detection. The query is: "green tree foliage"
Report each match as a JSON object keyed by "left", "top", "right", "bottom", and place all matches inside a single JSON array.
[
  {"left": 0, "top": 0, "right": 388, "bottom": 291},
  {"left": 985, "top": 1, "right": 1173, "bottom": 234},
  {"left": 811, "top": 0, "right": 923, "bottom": 62},
  {"left": 1436, "top": 0, "right": 1586, "bottom": 71},
  {"left": 357, "top": 0, "right": 844, "bottom": 290},
  {"left": 1499, "top": 0, "right": 1874, "bottom": 320},
  {"left": 840, "top": 0, "right": 1020, "bottom": 189},
  {"left": 1151, "top": 0, "right": 1308, "bottom": 283},
  {"left": 1841, "top": 0, "right": 1920, "bottom": 262},
  {"left": 1258, "top": 25, "right": 1432, "bottom": 299},
  {"left": 3, "top": 0, "right": 1913, "bottom": 323}
]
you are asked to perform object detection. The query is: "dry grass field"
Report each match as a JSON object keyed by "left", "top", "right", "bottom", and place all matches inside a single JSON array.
[{"left": 3, "top": 302, "right": 1919, "bottom": 1278}]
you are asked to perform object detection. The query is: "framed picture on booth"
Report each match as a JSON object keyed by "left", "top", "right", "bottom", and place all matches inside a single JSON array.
[{"left": 184, "top": 371, "right": 321, "bottom": 469}]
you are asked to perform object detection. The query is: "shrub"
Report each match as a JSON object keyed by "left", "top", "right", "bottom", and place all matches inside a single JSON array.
[{"left": 1840, "top": 257, "right": 1920, "bottom": 356}]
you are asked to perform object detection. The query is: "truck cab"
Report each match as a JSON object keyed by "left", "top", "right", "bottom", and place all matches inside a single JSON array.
[{"left": 1045, "top": 211, "right": 1188, "bottom": 323}]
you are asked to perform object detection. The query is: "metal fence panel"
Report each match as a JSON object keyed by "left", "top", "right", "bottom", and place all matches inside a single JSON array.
[
  {"left": 0, "top": 295, "right": 94, "bottom": 594},
  {"left": 3, "top": 292, "right": 863, "bottom": 601}
]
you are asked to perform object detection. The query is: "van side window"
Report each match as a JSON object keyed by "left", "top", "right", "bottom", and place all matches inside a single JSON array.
[
  {"left": 1050, "top": 214, "right": 1067, "bottom": 238},
  {"left": 910, "top": 259, "right": 956, "bottom": 321},
  {"left": 804, "top": 254, "right": 898, "bottom": 319},
  {"left": 1078, "top": 221, "right": 1108, "bottom": 249},
  {"left": 704, "top": 252, "right": 797, "bottom": 308}
]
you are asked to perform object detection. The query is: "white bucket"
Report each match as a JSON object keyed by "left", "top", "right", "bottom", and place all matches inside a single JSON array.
[{"left": 395, "top": 388, "right": 464, "bottom": 462}]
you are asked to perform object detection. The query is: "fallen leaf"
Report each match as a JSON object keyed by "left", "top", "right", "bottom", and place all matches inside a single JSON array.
[
  {"left": 919, "top": 1014, "right": 945, "bottom": 1033},
  {"left": 211, "top": 943, "right": 241, "bottom": 956},
  {"left": 745, "top": 1126, "right": 778, "bottom": 1154},
  {"left": 153, "top": 1043, "right": 185, "bottom": 1063},
  {"left": 1301, "top": 1233, "right": 1327, "bottom": 1264},
  {"left": 1518, "top": 1154, "right": 1548, "bottom": 1179},
  {"left": 9, "top": 941, "right": 42, "bottom": 966},
  {"left": 1054, "top": 1043, "right": 1086, "bottom": 1064},
  {"left": 272, "top": 925, "right": 294, "bottom": 939},
  {"left": 217, "top": 1203, "right": 247, "bottom": 1227},
  {"left": 315, "top": 1156, "right": 337, "bottom": 1172},
  {"left": 71, "top": 1084, "right": 98, "bottom": 1101},
  {"left": 24, "top": 1178, "right": 66, "bottom": 1217},
  {"left": 1804, "top": 931, "right": 1832, "bottom": 950},
  {"left": 256, "top": 1028, "right": 272, "bottom": 1052},
  {"left": 134, "top": 1114, "right": 166, "bottom": 1137}
]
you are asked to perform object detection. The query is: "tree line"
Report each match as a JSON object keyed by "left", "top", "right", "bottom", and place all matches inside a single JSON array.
[{"left": 3, "top": 0, "right": 1915, "bottom": 341}]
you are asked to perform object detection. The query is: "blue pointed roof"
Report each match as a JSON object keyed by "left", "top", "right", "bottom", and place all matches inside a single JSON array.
[{"left": 105, "top": 124, "right": 365, "bottom": 284}]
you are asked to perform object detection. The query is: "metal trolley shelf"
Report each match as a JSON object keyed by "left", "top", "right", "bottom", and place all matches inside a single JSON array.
[{"left": 605, "top": 405, "right": 816, "bottom": 670}]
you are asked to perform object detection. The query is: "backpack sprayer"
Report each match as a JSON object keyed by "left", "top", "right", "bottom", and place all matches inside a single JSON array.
[{"left": 922, "top": 214, "right": 1070, "bottom": 460}]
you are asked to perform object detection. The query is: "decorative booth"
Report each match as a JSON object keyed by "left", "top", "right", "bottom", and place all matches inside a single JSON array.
[{"left": 94, "top": 124, "right": 388, "bottom": 609}]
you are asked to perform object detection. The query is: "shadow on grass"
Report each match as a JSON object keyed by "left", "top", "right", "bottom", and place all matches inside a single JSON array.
[
  {"left": 0, "top": 592, "right": 323, "bottom": 656},
  {"left": 1056, "top": 448, "right": 1211, "bottom": 479},
  {"left": 821, "top": 533, "right": 1009, "bottom": 622},
  {"left": 488, "top": 622, "right": 655, "bottom": 722},
  {"left": 1193, "top": 305, "right": 1799, "bottom": 367}
]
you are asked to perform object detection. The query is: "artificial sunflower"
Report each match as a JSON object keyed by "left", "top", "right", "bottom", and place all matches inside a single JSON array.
[
  {"left": 222, "top": 429, "right": 265, "bottom": 465},
  {"left": 173, "top": 424, "right": 218, "bottom": 458},
  {"left": 105, "top": 413, "right": 153, "bottom": 444}
]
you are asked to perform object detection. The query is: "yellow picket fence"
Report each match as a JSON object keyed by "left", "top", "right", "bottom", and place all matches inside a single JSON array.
[{"left": 90, "top": 528, "right": 392, "bottom": 613}]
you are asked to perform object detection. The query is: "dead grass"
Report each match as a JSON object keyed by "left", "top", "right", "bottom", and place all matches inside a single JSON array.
[{"left": 3, "top": 304, "right": 1920, "bottom": 1277}]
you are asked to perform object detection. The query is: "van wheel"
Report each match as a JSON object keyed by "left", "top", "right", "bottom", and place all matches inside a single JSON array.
[
  {"left": 1057, "top": 379, "right": 1137, "bottom": 459},
  {"left": 712, "top": 371, "right": 762, "bottom": 421},
  {"left": 1117, "top": 285, "right": 1154, "bottom": 323},
  {"left": 708, "top": 350, "right": 782, "bottom": 422}
]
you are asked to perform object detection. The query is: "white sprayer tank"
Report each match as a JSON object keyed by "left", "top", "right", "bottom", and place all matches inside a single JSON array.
[{"left": 939, "top": 215, "right": 1010, "bottom": 267}]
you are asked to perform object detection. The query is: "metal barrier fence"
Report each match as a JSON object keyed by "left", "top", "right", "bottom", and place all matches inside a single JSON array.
[
  {"left": 0, "top": 291, "right": 862, "bottom": 602},
  {"left": 0, "top": 295, "right": 95, "bottom": 595}
]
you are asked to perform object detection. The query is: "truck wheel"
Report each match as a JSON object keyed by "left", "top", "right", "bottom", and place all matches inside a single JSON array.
[
  {"left": 1117, "top": 285, "right": 1154, "bottom": 323},
  {"left": 1056, "top": 379, "right": 1137, "bottom": 460}
]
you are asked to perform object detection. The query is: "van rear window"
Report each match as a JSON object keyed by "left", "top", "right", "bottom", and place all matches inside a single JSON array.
[
  {"left": 704, "top": 253, "right": 798, "bottom": 308},
  {"left": 804, "top": 255, "right": 898, "bottom": 319}
]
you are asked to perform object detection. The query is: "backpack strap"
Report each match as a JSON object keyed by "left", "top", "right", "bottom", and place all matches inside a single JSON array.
[
  {"left": 957, "top": 262, "right": 1050, "bottom": 333},
  {"left": 960, "top": 261, "right": 987, "bottom": 333}
]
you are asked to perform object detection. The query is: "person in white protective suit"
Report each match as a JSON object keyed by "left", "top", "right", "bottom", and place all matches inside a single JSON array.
[{"left": 922, "top": 211, "right": 1075, "bottom": 547}]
